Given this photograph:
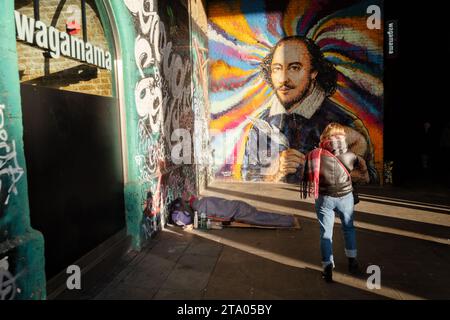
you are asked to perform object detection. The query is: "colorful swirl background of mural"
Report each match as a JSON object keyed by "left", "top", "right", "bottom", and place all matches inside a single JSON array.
[{"left": 208, "top": 0, "right": 383, "bottom": 179}]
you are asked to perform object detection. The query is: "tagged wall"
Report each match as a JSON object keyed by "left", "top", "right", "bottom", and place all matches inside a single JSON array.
[
  {"left": 0, "top": 0, "right": 46, "bottom": 300},
  {"left": 122, "top": 0, "right": 196, "bottom": 246},
  {"left": 208, "top": 0, "right": 384, "bottom": 183},
  {"left": 190, "top": 0, "right": 212, "bottom": 193}
]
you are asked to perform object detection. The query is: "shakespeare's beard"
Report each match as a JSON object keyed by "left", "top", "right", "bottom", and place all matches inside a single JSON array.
[
  {"left": 274, "top": 80, "right": 313, "bottom": 111},
  {"left": 276, "top": 90, "right": 303, "bottom": 111}
]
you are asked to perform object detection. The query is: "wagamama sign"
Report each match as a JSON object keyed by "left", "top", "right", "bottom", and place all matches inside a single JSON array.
[{"left": 14, "top": 11, "right": 112, "bottom": 70}]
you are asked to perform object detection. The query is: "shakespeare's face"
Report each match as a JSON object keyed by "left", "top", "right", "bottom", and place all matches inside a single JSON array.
[{"left": 270, "top": 40, "right": 318, "bottom": 110}]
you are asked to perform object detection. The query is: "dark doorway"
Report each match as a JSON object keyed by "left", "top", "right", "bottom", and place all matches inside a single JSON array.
[{"left": 21, "top": 84, "right": 125, "bottom": 278}]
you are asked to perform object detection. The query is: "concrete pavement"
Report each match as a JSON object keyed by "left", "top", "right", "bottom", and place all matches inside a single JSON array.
[{"left": 63, "top": 181, "right": 450, "bottom": 300}]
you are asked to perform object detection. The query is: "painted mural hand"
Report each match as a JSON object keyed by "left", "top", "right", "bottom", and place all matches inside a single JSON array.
[
  {"left": 279, "top": 149, "right": 305, "bottom": 175},
  {"left": 351, "top": 156, "right": 370, "bottom": 184},
  {"left": 344, "top": 126, "right": 368, "bottom": 158},
  {"left": 264, "top": 149, "right": 305, "bottom": 182}
]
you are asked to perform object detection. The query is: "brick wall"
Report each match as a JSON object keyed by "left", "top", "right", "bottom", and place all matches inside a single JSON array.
[{"left": 15, "top": 0, "right": 112, "bottom": 96}]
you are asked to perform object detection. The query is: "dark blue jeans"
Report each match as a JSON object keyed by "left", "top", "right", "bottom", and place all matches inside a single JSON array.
[{"left": 315, "top": 192, "right": 357, "bottom": 268}]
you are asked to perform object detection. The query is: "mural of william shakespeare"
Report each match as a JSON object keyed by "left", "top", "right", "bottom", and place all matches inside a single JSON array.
[{"left": 242, "top": 36, "right": 378, "bottom": 184}]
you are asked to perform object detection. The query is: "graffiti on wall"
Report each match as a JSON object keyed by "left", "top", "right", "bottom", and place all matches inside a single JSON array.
[
  {"left": 192, "top": 25, "right": 212, "bottom": 191},
  {"left": 141, "top": 165, "right": 197, "bottom": 239},
  {"left": 0, "top": 104, "right": 25, "bottom": 212},
  {"left": 125, "top": 0, "right": 193, "bottom": 183},
  {"left": 0, "top": 256, "right": 21, "bottom": 300},
  {"left": 208, "top": 0, "right": 383, "bottom": 183},
  {"left": 124, "top": 0, "right": 196, "bottom": 238}
]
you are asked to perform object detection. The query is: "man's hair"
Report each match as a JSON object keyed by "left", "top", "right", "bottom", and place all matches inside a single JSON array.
[{"left": 260, "top": 36, "right": 337, "bottom": 96}]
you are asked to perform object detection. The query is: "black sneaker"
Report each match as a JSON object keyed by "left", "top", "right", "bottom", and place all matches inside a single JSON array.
[
  {"left": 322, "top": 264, "right": 333, "bottom": 283},
  {"left": 348, "top": 258, "right": 361, "bottom": 275}
]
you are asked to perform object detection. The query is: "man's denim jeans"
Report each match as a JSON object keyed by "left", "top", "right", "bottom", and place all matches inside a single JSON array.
[{"left": 315, "top": 192, "right": 357, "bottom": 268}]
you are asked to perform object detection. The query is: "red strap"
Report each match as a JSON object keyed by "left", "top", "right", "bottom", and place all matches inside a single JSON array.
[{"left": 321, "top": 149, "right": 351, "bottom": 179}]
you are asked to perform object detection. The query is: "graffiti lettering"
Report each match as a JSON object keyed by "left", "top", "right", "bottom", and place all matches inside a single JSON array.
[
  {"left": 125, "top": 0, "right": 192, "bottom": 182},
  {"left": 0, "top": 269, "right": 16, "bottom": 300},
  {"left": 192, "top": 34, "right": 212, "bottom": 188},
  {"left": 125, "top": 0, "right": 196, "bottom": 238},
  {"left": 142, "top": 215, "right": 157, "bottom": 239},
  {"left": 0, "top": 257, "right": 19, "bottom": 300},
  {"left": 0, "top": 104, "right": 24, "bottom": 206},
  {"left": 136, "top": 118, "right": 165, "bottom": 181}
]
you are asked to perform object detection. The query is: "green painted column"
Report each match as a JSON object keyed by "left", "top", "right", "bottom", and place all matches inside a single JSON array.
[
  {"left": 0, "top": 0, "right": 46, "bottom": 300},
  {"left": 103, "top": 0, "right": 199, "bottom": 251},
  {"left": 106, "top": 0, "right": 146, "bottom": 250}
]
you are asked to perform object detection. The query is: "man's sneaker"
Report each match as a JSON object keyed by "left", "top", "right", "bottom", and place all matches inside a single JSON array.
[
  {"left": 348, "top": 258, "right": 361, "bottom": 275},
  {"left": 322, "top": 264, "right": 333, "bottom": 283}
]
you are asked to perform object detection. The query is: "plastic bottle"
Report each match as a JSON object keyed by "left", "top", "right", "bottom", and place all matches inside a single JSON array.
[
  {"left": 193, "top": 211, "right": 198, "bottom": 229},
  {"left": 200, "top": 212, "right": 206, "bottom": 229},
  {"left": 206, "top": 218, "right": 212, "bottom": 230}
]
